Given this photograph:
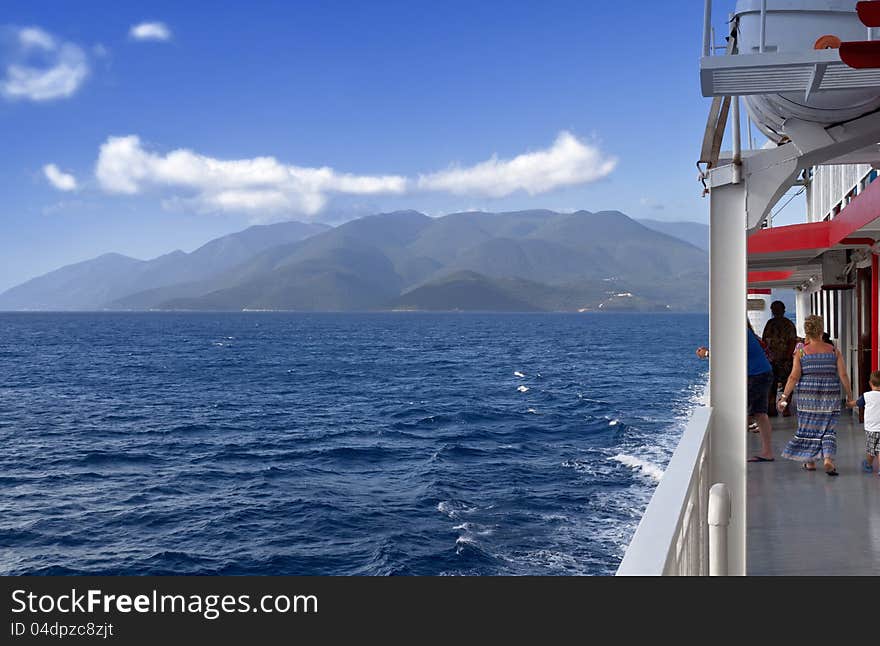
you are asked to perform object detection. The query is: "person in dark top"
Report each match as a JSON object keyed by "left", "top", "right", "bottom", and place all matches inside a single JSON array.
[{"left": 762, "top": 301, "right": 798, "bottom": 417}]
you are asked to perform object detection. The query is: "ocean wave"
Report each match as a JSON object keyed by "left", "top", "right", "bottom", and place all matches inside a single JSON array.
[
  {"left": 2, "top": 311, "right": 709, "bottom": 576},
  {"left": 144, "top": 422, "right": 213, "bottom": 435},
  {"left": 388, "top": 407, "right": 434, "bottom": 419},
  {"left": 452, "top": 522, "right": 495, "bottom": 536},
  {"left": 358, "top": 539, "right": 415, "bottom": 576},
  {"left": 608, "top": 453, "right": 665, "bottom": 481},
  {"left": 505, "top": 549, "right": 585, "bottom": 574},
  {"left": 76, "top": 451, "right": 162, "bottom": 466},
  {"left": 0, "top": 527, "right": 45, "bottom": 545},
  {"left": 437, "top": 500, "right": 477, "bottom": 520},
  {"left": 540, "top": 513, "right": 569, "bottom": 522},
  {"left": 433, "top": 443, "right": 492, "bottom": 459},
  {"left": 452, "top": 537, "right": 499, "bottom": 564}
]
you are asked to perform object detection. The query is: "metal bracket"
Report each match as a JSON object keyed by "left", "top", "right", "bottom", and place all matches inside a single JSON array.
[
  {"left": 709, "top": 110, "right": 880, "bottom": 230},
  {"left": 805, "top": 63, "right": 828, "bottom": 102}
]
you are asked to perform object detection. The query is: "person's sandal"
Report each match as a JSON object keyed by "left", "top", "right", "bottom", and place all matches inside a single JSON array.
[
  {"left": 802, "top": 463, "right": 816, "bottom": 471},
  {"left": 824, "top": 463, "right": 839, "bottom": 476}
]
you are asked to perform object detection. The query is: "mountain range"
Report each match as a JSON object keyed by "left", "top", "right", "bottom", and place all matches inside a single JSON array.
[
  {"left": 0, "top": 210, "right": 709, "bottom": 312},
  {"left": 637, "top": 218, "right": 708, "bottom": 251}
]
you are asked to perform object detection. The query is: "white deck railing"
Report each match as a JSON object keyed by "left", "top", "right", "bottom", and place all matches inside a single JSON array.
[
  {"left": 808, "top": 164, "right": 873, "bottom": 223},
  {"left": 616, "top": 407, "right": 715, "bottom": 576}
]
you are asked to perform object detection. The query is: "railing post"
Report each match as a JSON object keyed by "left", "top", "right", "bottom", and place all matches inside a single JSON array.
[
  {"left": 703, "top": 0, "right": 712, "bottom": 58},
  {"left": 708, "top": 483, "right": 731, "bottom": 576},
  {"left": 732, "top": 96, "right": 742, "bottom": 184},
  {"left": 759, "top": 0, "right": 767, "bottom": 53},
  {"left": 708, "top": 179, "right": 747, "bottom": 575}
]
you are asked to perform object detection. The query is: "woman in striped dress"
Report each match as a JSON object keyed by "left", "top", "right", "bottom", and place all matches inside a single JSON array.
[{"left": 778, "top": 315, "right": 853, "bottom": 475}]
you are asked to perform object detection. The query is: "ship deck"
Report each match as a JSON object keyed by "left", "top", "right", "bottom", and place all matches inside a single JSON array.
[{"left": 747, "top": 411, "right": 880, "bottom": 575}]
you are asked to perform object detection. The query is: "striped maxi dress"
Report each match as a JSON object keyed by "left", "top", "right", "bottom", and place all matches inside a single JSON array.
[{"left": 782, "top": 350, "right": 841, "bottom": 462}]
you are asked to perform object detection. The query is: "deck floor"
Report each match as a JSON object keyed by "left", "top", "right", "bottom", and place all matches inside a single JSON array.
[{"left": 747, "top": 410, "right": 880, "bottom": 575}]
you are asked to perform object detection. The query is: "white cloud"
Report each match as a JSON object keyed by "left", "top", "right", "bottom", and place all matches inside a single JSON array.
[
  {"left": 92, "top": 132, "right": 618, "bottom": 220},
  {"left": 95, "top": 135, "right": 408, "bottom": 218},
  {"left": 43, "top": 163, "right": 78, "bottom": 191},
  {"left": 417, "top": 131, "right": 616, "bottom": 197},
  {"left": 1, "top": 27, "right": 89, "bottom": 101},
  {"left": 639, "top": 197, "right": 665, "bottom": 211},
  {"left": 129, "top": 22, "right": 172, "bottom": 41},
  {"left": 19, "top": 27, "right": 56, "bottom": 51}
]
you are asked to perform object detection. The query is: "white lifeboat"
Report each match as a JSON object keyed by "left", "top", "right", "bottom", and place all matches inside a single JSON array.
[{"left": 735, "top": 0, "right": 880, "bottom": 141}]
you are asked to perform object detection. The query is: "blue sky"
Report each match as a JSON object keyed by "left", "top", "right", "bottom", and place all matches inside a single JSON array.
[{"left": 0, "top": 1, "right": 754, "bottom": 291}]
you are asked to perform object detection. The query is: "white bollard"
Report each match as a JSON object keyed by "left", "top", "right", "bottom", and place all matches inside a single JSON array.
[{"left": 708, "top": 483, "right": 731, "bottom": 576}]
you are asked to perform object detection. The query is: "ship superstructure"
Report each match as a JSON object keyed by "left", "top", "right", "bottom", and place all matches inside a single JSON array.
[{"left": 619, "top": 0, "right": 880, "bottom": 575}]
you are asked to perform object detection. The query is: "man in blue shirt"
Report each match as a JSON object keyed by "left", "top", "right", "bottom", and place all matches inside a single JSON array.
[
  {"left": 746, "top": 322, "right": 775, "bottom": 462},
  {"left": 695, "top": 322, "right": 775, "bottom": 462}
]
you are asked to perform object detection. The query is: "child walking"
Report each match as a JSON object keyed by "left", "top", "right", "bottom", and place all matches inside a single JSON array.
[{"left": 847, "top": 370, "right": 880, "bottom": 477}]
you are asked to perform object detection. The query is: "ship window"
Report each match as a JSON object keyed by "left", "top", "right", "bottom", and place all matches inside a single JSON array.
[{"left": 747, "top": 299, "right": 765, "bottom": 312}]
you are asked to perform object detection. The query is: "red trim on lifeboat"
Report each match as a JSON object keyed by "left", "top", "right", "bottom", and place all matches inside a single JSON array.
[
  {"left": 840, "top": 41, "right": 880, "bottom": 68},
  {"left": 857, "top": 1, "right": 880, "bottom": 28}
]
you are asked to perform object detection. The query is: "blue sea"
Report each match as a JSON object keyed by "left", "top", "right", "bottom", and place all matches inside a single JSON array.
[{"left": 0, "top": 312, "right": 707, "bottom": 576}]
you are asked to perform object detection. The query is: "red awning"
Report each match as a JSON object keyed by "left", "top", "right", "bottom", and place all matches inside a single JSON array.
[
  {"left": 746, "top": 172, "right": 880, "bottom": 288},
  {"left": 748, "top": 270, "right": 794, "bottom": 285}
]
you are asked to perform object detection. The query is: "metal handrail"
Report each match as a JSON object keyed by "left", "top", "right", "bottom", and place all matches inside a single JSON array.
[{"left": 616, "top": 406, "right": 714, "bottom": 576}]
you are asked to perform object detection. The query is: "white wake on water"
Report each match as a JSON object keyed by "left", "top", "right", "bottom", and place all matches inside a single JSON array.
[
  {"left": 453, "top": 522, "right": 494, "bottom": 536},
  {"left": 609, "top": 454, "right": 665, "bottom": 481},
  {"left": 437, "top": 500, "right": 477, "bottom": 519}
]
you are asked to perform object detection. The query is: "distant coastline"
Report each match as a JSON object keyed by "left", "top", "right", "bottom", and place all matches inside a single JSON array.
[
  {"left": 0, "top": 209, "right": 708, "bottom": 313},
  {"left": 0, "top": 308, "right": 711, "bottom": 315}
]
